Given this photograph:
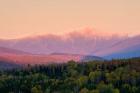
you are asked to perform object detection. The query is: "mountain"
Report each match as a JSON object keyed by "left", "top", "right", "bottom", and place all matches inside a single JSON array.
[
  {"left": 0, "top": 46, "right": 103, "bottom": 69},
  {"left": 0, "top": 29, "right": 127, "bottom": 55},
  {"left": 0, "top": 28, "right": 139, "bottom": 59},
  {"left": 50, "top": 53, "right": 104, "bottom": 62},
  {"left": 0, "top": 53, "right": 104, "bottom": 65},
  {"left": 0, "top": 46, "right": 30, "bottom": 55},
  {"left": 0, "top": 56, "right": 21, "bottom": 70},
  {"left": 96, "top": 35, "right": 140, "bottom": 59},
  {"left": 0, "top": 60, "right": 20, "bottom": 70}
]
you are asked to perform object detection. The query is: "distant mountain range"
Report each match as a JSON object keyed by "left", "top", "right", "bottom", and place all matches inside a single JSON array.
[
  {"left": 0, "top": 46, "right": 30, "bottom": 55},
  {"left": 0, "top": 52, "right": 103, "bottom": 66},
  {"left": 97, "top": 35, "right": 140, "bottom": 59},
  {"left": 0, "top": 60, "right": 20, "bottom": 70},
  {"left": 0, "top": 29, "right": 140, "bottom": 60}
]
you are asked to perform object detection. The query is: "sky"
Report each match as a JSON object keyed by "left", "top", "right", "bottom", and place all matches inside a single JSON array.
[{"left": 0, "top": 0, "right": 140, "bottom": 39}]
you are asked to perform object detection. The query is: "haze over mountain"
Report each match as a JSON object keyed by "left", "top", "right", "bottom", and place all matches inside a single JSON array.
[
  {"left": 0, "top": 46, "right": 30, "bottom": 55},
  {"left": 0, "top": 53, "right": 103, "bottom": 65},
  {"left": 0, "top": 29, "right": 127, "bottom": 54},
  {"left": 0, "top": 43, "right": 103, "bottom": 65},
  {"left": 100, "top": 35, "right": 140, "bottom": 59},
  {"left": 0, "top": 28, "right": 139, "bottom": 59}
]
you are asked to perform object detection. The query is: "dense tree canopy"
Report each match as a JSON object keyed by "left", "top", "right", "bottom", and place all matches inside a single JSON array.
[{"left": 0, "top": 58, "right": 140, "bottom": 93}]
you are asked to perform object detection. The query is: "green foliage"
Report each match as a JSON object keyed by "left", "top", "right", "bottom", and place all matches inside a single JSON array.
[
  {"left": 97, "top": 82, "right": 116, "bottom": 93},
  {"left": 77, "top": 76, "right": 88, "bottom": 87},
  {"left": 80, "top": 88, "right": 89, "bottom": 93},
  {"left": 0, "top": 58, "right": 140, "bottom": 93},
  {"left": 31, "top": 85, "right": 43, "bottom": 93},
  {"left": 89, "top": 71, "right": 102, "bottom": 84}
]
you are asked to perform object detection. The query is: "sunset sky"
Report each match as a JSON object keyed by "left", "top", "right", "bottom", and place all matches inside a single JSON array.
[{"left": 0, "top": 0, "right": 140, "bottom": 39}]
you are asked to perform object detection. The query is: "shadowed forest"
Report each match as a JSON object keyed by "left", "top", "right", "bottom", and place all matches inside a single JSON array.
[{"left": 0, "top": 58, "right": 140, "bottom": 93}]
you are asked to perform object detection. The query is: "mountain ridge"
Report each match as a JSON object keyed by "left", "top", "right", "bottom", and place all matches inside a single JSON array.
[
  {"left": 0, "top": 46, "right": 31, "bottom": 55},
  {"left": 0, "top": 53, "right": 104, "bottom": 65},
  {"left": 0, "top": 29, "right": 139, "bottom": 59},
  {"left": 0, "top": 30, "right": 128, "bottom": 55}
]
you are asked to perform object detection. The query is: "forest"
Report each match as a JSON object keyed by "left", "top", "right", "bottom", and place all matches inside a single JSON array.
[{"left": 0, "top": 58, "right": 140, "bottom": 93}]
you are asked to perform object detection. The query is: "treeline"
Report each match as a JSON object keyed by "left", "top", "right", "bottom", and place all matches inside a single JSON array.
[{"left": 0, "top": 58, "right": 140, "bottom": 93}]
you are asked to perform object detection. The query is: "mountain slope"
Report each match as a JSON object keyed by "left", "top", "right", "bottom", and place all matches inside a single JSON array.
[
  {"left": 95, "top": 35, "right": 140, "bottom": 59},
  {"left": 0, "top": 29, "right": 127, "bottom": 55},
  {"left": 0, "top": 53, "right": 103, "bottom": 65},
  {"left": 0, "top": 60, "right": 20, "bottom": 70},
  {"left": 0, "top": 46, "right": 30, "bottom": 55},
  {"left": 0, "top": 29, "right": 139, "bottom": 59}
]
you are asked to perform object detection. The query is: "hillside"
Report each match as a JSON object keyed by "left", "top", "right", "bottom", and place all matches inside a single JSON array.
[
  {"left": 95, "top": 35, "right": 140, "bottom": 59},
  {"left": 0, "top": 29, "right": 128, "bottom": 56},
  {"left": 0, "top": 46, "right": 30, "bottom": 55},
  {"left": 0, "top": 30, "right": 140, "bottom": 59},
  {"left": 0, "top": 53, "right": 103, "bottom": 65}
]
